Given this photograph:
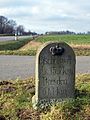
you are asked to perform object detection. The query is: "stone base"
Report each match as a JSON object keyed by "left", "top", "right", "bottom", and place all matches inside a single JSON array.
[{"left": 32, "top": 96, "right": 74, "bottom": 110}]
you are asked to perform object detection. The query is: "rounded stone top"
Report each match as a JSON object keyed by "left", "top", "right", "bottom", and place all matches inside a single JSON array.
[{"left": 36, "top": 42, "right": 76, "bottom": 62}]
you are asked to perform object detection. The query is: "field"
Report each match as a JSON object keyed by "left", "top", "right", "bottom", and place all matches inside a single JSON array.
[
  {"left": 20, "top": 35, "right": 90, "bottom": 56},
  {"left": 0, "top": 74, "right": 90, "bottom": 120},
  {"left": 0, "top": 35, "right": 90, "bottom": 56},
  {"left": 36, "top": 35, "right": 90, "bottom": 44}
]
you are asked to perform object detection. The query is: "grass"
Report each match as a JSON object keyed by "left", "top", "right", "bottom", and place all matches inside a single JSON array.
[
  {"left": 0, "top": 48, "right": 90, "bottom": 56},
  {"left": 0, "top": 34, "right": 14, "bottom": 36},
  {"left": 74, "top": 48, "right": 90, "bottom": 56},
  {"left": 36, "top": 35, "right": 90, "bottom": 44},
  {"left": 0, "top": 74, "right": 90, "bottom": 120},
  {"left": 0, "top": 35, "right": 90, "bottom": 56},
  {"left": 0, "top": 37, "right": 32, "bottom": 51},
  {"left": 0, "top": 50, "right": 36, "bottom": 56}
]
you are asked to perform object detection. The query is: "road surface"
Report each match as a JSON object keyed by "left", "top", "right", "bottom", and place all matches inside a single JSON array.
[
  {"left": 0, "top": 55, "right": 90, "bottom": 80},
  {"left": 0, "top": 36, "right": 32, "bottom": 41}
]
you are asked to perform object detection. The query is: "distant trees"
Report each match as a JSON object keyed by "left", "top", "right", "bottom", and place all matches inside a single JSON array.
[
  {"left": 0, "top": 15, "right": 37, "bottom": 35},
  {"left": 16, "top": 25, "right": 25, "bottom": 35},
  {"left": 6, "top": 19, "right": 16, "bottom": 34},
  {"left": 45, "top": 31, "right": 76, "bottom": 35},
  {"left": 87, "top": 31, "right": 90, "bottom": 34},
  {"left": 45, "top": 31, "right": 90, "bottom": 35},
  {"left": 0, "top": 16, "right": 16, "bottom": 34}
]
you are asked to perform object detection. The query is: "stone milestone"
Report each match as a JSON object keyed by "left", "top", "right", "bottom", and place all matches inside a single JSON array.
[{"left": 32, "top": 42, "right": 76, "bottom": 108}]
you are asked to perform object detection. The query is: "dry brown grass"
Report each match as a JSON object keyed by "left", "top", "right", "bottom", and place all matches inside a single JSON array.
[
  {"left": 20, "top": 41, "right": 42, "bottom": 51},
  {"left": 20, "top": 41, "right": 90, "bottom": 51},
  {"left": 70, "top": 44, "right": 90, "bottom": 49}
]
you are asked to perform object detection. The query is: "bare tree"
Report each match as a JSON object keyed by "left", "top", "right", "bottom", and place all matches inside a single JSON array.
[
  {"left": 16, "top": 25, "right": 25, "bottom": 35},
  {"left": 0, "top": 16, "right": 16, "bottom": 34},
  {"left": 0, "top": 15, "right": 37, "bottom": 36},
  {"left": 4, "top": 19, "right": 16, "bottom": 34},
  {"left": 0, "top": 16, "right": 8, "bottom": 34}
]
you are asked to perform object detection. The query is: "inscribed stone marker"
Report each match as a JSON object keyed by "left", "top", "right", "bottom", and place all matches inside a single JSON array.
[{"left": 32, "top": 42, "right": 76, "bottom": 108}]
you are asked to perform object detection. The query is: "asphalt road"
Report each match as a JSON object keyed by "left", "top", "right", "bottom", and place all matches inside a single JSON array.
[
  {"left": 0, "top": 55, "right": 90, "bottom": 80},
  {"left": 0, "top": 36, "right": 32, "bottom": 41}
]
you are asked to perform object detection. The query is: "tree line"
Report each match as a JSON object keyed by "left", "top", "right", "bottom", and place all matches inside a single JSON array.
[
  {"left": 45, "top": 31, "right": 90, "bottom": 35},
  {"left": 0, "top": 16, "right": 37, "bottom": 36}
]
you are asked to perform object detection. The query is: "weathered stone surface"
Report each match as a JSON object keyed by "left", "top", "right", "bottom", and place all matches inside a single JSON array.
[{"left": 32, "top": 42, "right": 76, "bottom": 107}]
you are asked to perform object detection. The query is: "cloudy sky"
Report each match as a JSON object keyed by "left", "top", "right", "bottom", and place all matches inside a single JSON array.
[{"left": 0, "top": 0, "right": 90, "bottom": 33}]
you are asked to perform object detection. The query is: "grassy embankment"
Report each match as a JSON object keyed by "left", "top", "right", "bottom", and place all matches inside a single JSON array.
[
  {"left": 0, "top": 37, "right": 36, "bottom": 55},
  {"left": 0, "top": 74, "right": 90, "bottom": 120},
  {"left": 0, "top": 35, "right": 90, "bottom": 56}
]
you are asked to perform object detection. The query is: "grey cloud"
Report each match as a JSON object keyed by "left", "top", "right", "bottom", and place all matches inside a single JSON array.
[{"left": 0, "top": 0, "right": 40, "bottom": 8}]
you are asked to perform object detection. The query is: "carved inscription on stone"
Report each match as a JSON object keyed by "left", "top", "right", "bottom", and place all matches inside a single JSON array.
[{"left": 35, "top": 42, "right": 75, "bottom": 103}]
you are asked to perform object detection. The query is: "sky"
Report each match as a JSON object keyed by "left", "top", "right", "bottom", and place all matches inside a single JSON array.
[{"left": 0, "top": 0, "right": 90, "bottom": 33}]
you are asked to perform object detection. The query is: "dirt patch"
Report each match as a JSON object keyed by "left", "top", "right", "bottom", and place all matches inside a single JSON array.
[
  {"left": 20, "top": 41, "right": 42, "bottom": 51},
  {"left": 0, "top": 85, "right": 16, "bottom": 93},
  {"left": 0, "top": 81, "right": 12, "bottom": 85},
  {"left": 17, "top": 108, "right": 40, "bottom": 120},
  {"left": 0, "top": 115, "right": 6, "bottom": 120}
]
